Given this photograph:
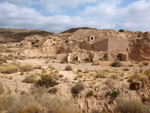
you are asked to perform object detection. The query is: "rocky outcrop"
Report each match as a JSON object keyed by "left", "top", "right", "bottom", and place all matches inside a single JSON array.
[{"left": 129, "top": 38, "right": 150, "bottom": 61}]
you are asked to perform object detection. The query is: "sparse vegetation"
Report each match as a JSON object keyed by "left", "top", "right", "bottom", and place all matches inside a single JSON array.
[
  {"left": 105, "top": 89, "right": 121, "bottom": 98},
  {"left": 65, "top": 65, "right": 73, "bottom": 71},
  {"left": 21, "top": 64, "right": 33, "bottom": 72},
  {"left": 105, "top": 78, "right": 115, "bottom": 88},
  {"left": 111, "top": 60, "right": 122, "bottom": 67},
  {"left": 37, "top": 75, "right": 58, "bottom": 88},
  {"left": 34, "top": 65, "right": 42, "bottom": 69},
  {"left": 115, "top": 98, "right": 149, "bottom": 113},
  {"left": 23, "top": 74, "right": 37, "bottom": 83},
  {"left": 95, "top": 71, "right": 106, "bottom": 78},
  {"left": 0, "top": 63, "right": 19, "bottom": 74},
  {"left": 83, "top": 58, "right": 92, "bottom": 62},
  {"left": 86, "top": 90, "right": 94, "bottom": 97},
  {"left": 48, "top": 87, "right": 57, "bottom": 94},
  {"left": 0, "top": 93, "right": 17, "bottom": 112},
  {"left": 119, "top": 29, "right": 125, "bottom": 32},
  {"left": 0, "top": 81, "right": 5, "bottom": 95},
  {"left": 72, "top": 83, "right": 85, "bottom": 97},
  {"left": 7, "top": 88, "right": 81, "bottom": 113}
]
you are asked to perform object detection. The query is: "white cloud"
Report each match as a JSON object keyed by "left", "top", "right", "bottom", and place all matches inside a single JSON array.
[
  {"left": 0, "top": 2, "right": 112, "bottom": 33},
  {"left": 1, "top": 0, "right": 150, "bottom": 32},
  {"left": 80, "top": 0, "right": 150, "bottom": 31},
  {"left": 115, "top": 0, "right": 150, "bottom": 31}
]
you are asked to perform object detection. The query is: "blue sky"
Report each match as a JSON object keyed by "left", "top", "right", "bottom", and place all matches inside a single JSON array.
[{"left": 0, "top": 0, "right": 150, "bottom": 33}]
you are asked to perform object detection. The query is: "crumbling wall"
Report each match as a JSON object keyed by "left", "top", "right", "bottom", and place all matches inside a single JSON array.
[
  {"left": 93, "top": 39, "right": 108, "bottom": 51},
  {"left": 56, "top": 54, "right": 68, "bottom": 61},
  {"left": 108, "top": 38, "right": 129, "bottom": 52},
  {"left": 79, "top": 43, "right": 93, "bottom": 50}
]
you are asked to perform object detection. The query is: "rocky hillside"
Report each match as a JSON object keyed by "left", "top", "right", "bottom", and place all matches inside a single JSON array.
[{"left": 0, "top": 28, "right": 54, "bottom": 43}]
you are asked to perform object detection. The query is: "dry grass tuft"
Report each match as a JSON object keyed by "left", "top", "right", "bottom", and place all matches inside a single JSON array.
[
  {"left": 7, "top": 88, "right": 81, "bottom": 113},
  {"left": 115, "top": 98, "right": 149, "bottom": 113},
  {"left": 65, "top": 65, "right": 73, "bottom": 71},
  {"left": 23, "top": 74, "right": 38, "bottom": 83},
  {"left": 0, "top": 81, "right": 5, "bottom": 95},
  {"left": 21, "top": 64, "right": 33, "bottom": 72},
  {"left": 0, "top": 63, "right": 19, "bottom": 74}
]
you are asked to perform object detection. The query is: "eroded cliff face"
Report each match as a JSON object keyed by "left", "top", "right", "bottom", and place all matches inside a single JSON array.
[{"left": 129, "top": 38, "right": 150, "bottom": 61}]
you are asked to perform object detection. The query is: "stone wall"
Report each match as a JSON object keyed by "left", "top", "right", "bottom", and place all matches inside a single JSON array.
[
  {"left": 93, "top": 39, "right": 108, "bottom": 51},
  {"left": 56, "top": 54, "right": 68, "bottom": 61},
  {"left": 79, "top": 43, "right": 93, "bottom": 50},
  {"left": 108, "top": 38, "right": 129, "bottom": 52}
]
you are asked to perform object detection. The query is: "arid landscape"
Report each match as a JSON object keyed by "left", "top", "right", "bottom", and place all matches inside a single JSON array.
[{"left": 0, "top": 28, "right": 150, "bottom": 113}]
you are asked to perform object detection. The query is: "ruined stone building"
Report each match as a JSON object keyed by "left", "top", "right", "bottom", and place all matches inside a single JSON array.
[
  {"left": 79, "top": 38, "right": 129, "bottom": 61},
  {"left": 56, "top": 29, "right": 130, "bottom": 63}
]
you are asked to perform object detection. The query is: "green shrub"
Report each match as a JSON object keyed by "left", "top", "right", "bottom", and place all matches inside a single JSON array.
[
  {"left": 71, "top": 83, "right": 85, "bottom": 97},
  {"left": 105, "top": 91, "right": 111, "bottom": 97},
  {"left": 23, "top": 74, "right": 37, "bottom": 83},
  {"left": 111, "top": 90, "right": 121, "bottom": 98},
  {"left": 111, "top": 60, "right": 122, "bottom": 67},
  {"left": 65, "top": 65, "right": 73, "bottom": 71},
  {"left": 48, "top": 88, "right": 57, "bottom": 94},
  {"left": 37, "top": 75, "right": 58, "bottom": 88},
  {"left": 105, "top": 90, "right": 121, "bottom": 98},
  {"left": 21, "top": 64, "right": 33, "bottom": 72},
  {"left": 86, "top": 90, "right": 94, "bottom": 97},
  {"left": 115, "top": 98, "right": 149, "bottom": 113},
  {"left": 119, "top": 29, "right": 125, "bottom": 32}
]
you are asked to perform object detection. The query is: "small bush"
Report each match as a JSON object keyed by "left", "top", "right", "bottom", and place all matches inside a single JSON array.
[
  {"left": 111, "top": 90, "right": 121, "bottom": 98},
  {"left": 95, "top": 72, "right": 105, "bottom": 78},
  {"left": 84, "top": 69, "right": 90, "bottom": 73},
  {"left": 86, "top": 90, "right": 94, "bottom": 97},
  {"left": 0, "top": 81, "right": 5, "bottom": 95},
  {"left": 111, "top": 60, "right": 122, "bottom": 67},
  {"left": 23, "top": 74, "right": 37, "bottom": 83},
  {"left": 34, "top": 65, "right": 42, "bottom": 69},
  {"left": 77, "top": 69, "right": 82, "bottom": 73},
  {"left": 129, "top": 82, "right": 140, "bottom": 90},
  {"left": 119, "top": 29, "right": 125, "bottom": 32},
  {"left": 37, "top": 75, "right": 58, "bottom": 88},
  {"left": 48, "top": 88, "right": 57, "bottom": 94},
  {"left": 60, "top": 61, "right": 65, "bottom": 64},
  {"left": 0, "top": 93, "right": 17, "bottom": 112},
  {"left": 115, "top": 98, "right": 149, "bottom": 113},
  {"left": 143, "top": 62, "right": 149, "bottom": 66},
  {"left": 71, "top": 83, "right": 85, "bottom": 97},
  {"left": 65, "top": 65, "right": 72, "bottom": 71},
  {"left": 144, "top": 69, "right": 150, "bottom": 76},
  {"left": 84, "top": 58, "right": 92, "bottom": 62},
  {"left": 105, "top": 90, "right": 121, "bottom": 98},
  {"left": 105, "top": 78, "right": 115, "bottom": 88},
  {"left": 111, "top": 75, "right": 118, "bottom": 79},
  {"left": 0, "top": 64, "right": 19, "bottom": 74},
  {"left": 21, "top": 64, "right": 33, "bottom": 72}
]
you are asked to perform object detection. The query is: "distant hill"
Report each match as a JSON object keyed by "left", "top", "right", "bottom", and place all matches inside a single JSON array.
[
  {"left": 61, "top": 27, "right": 97, "bottom": 34},
  {"left": 0, "top": 28, "right": 54, "bottom": 43}
]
